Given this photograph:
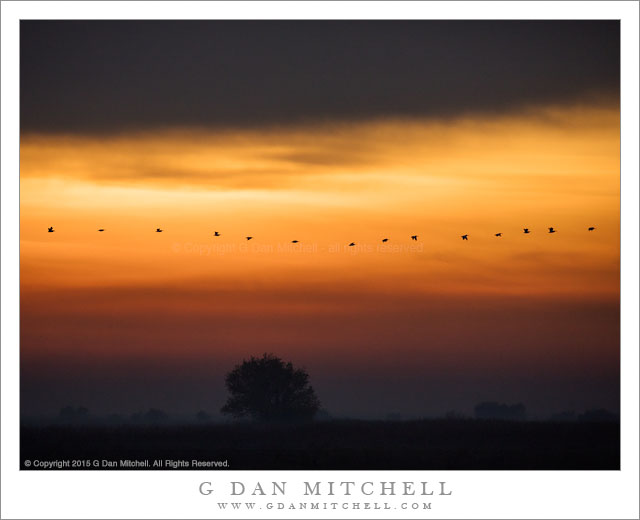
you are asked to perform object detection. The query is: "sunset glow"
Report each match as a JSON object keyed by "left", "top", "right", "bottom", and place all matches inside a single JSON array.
[
  {"left": 21, "top": 105, "right": 619, "bottom": 291},
  {"left": 19, "top": 20, "right": 620, "bottom": 419},
  {"left": 20, "top": 104, "right": 619, "bottom": 416}
]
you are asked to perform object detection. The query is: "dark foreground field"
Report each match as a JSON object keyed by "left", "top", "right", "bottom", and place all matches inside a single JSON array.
[{"left": 21, "top": 419, "right": 619, "bottom": 470}]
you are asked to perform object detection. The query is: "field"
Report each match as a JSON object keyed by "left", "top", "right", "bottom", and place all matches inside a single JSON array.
[{"left": 21, "top": 419, "right": 619, "bottom": 470}]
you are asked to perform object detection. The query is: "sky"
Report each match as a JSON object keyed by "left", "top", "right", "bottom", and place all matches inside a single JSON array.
[{"left": 20, "top": 21, "right": 620, "bottom": 419}]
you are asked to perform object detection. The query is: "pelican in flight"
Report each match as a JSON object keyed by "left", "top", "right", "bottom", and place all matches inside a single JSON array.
[
  {"left": 382, "top": 238, "right": 389, "bottom": 243},
  {"left": 411, "top": 235, "right": 418, "bottom": 241},
  {"left": 588, "top": 227, "right": 596, "bottom": 231},
  {"left": 548, "top": 227, "right": 557, "bottom": 234},
  {"left": 214, "top": 231, "right": 220, "bottom": 236},
  {"left": 47, "top": 226, "right": 54, "bottom": 233},
  {"left": 348, "top": 242, "right": 356, "bottom": 247},
  {"left": 461, "top": 234, "right": 468, "bottom": 241},
  {"left": 156, "top": 228, "right": 163, "bottom": 233},
  {"left": 291, "top": 240, "right": 299, "bottom": 243},
  {"left": 495, "top": 233, "right": 502, "bottom": 237},
  {"left": 523, "top": 228, "right": 530, "bottom": 234},
  {"left": 246, "top": 236, "right": 253, "bottom": 241}
]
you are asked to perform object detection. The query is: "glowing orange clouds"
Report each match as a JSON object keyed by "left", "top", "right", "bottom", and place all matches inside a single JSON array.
[
  {"left": 20, "top": 103, "right": 619, "bottom": 300},
  {"left": 19, "top": 102, "right": 620, "bottom": 417}
]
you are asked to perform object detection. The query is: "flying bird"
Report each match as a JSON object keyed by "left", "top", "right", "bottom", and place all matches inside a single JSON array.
[
  {"left": 214, "top": 231, "right": 220, "bottom": 236},
  {"left": 156, "top": 228, "right": 163, "bottom": 232},
  {"left": 382, "top": 238, "right": 389, "bottom": 243},
  {"left": 47, "top": 226, "right": 54, "bottom": 233},
  {"left": 411, "top": 235, "right": 418, "bottom": 241},
  {"left": 461, "top": 234, "right": 468, "bottom": 241},
  {"left": 98, "top": 229, "right": 104, "bottom": 232},
  {"left": 548, "top": 227, "right": 557, "bottom": 233},
  {"left": 495, "top": 233, "right": 502, "bottom": 237},
  {"left": 523, "top": 228, "right": 530, "bottom": 234},
  {"left": 246, "top": 236, "right": 253, "bottom": 241},
  {"left": 291, "top": 240, "right": 299, "bottom": 243},
  {"left": 588, "top": 227, "right": 596, "bottom": 231},
  {"left": 348, "top": 242, "right": 356, "bottom": 247}
]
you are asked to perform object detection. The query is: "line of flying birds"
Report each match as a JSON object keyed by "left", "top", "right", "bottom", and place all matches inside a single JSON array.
[{"left": 46, "top": 226, "right": 597, "bottom": 243}]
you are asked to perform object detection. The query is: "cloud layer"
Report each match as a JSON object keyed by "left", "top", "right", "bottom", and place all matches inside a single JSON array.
[{"left": 20, "top": 20, "right": 619, "bottom": 133}]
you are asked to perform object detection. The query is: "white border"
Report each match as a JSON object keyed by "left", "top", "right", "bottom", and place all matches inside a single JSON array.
[{"left": 2, "top": 2, "right": 638, "bottom": 519}]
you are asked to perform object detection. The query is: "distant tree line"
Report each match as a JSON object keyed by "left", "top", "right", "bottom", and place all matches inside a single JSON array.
[{"left": 52, "top": 372, "right": 618, "bottom": 425}]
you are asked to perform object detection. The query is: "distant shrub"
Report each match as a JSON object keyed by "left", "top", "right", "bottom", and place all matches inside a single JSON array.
[
  {"left": 315, "top": 409, "right": 332, "bottom": 422},
  {"left": 474, "top": 402, "right": 526, "bottom": 421},
  {"left": 196, "top": 410, "right": 212, "bottom": 422},
  {"left": 58, "top": 406, "right": 89, "bottom": 423},
  {"left": 550, "top": 411, "right": 577, "bottom": 422},
  {"left": 131, "top": 408, "right": 169, "bottom": 424},
  {"left": 578, "top": 409, "right": 618, "bottom": 423}
]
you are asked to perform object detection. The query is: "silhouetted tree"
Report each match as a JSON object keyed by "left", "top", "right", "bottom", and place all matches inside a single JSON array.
[{"left": 221, "top": 353, "right": 320, "bottom": 423}]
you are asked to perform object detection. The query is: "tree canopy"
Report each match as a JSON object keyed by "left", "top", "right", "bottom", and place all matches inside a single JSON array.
[{"left": 221, "top": 354, "right": 320, "bottom": 423}]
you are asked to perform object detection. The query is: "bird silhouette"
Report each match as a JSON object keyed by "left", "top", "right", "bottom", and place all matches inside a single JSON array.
[
  {"left": 246, "top": 236, "right": 253, "bottom": 241},
  {"left": 588, "top": 227, "right": 596, "bottom": 231},
  {"left": 348, "top": 242, "right": 356, "bottom": 247},
  {"left": 548, "top": 227, "right": 557, "bottom": 233},
  {"left": 214, "top": 231, "right": 220, "bottom": 236},
  {"left": 411, "top": 235, "right": 418, "bottom": 241},
  {"left": 98, "top": 229, "right": 104, "bottom": 232},
  {"left": 461, "top": 234, "right": 468, "bottom": 241},
  {"left": 47, "top": 226, "right": 54, "bottom": 233},
  {"left": 495, "top": 233, "right": 502, "bottom": 237},
  {"left": 382, "top": 238, "right": 389, "bottom": 243},
  {"left": 523, "top": 228, "right": 530, "bottom": 234},
  {"left": 291, "top": 240, "right": 299, "bottom": 243},
  {"left": 156, "top": 228, "right": 163, "bottom": 233}
]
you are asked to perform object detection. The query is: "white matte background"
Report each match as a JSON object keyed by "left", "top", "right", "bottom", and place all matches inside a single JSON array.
[{"left": 2, "top": 2, "right": 638, "bottom": 519}]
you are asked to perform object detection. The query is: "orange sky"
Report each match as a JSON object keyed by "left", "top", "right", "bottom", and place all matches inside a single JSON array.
[{"left": 19, "top": 102, "right": 620, "bottom": 417}]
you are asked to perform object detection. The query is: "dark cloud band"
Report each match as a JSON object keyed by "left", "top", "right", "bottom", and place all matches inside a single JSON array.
[{"left": 20, "top": 20, "right": 619, "bottom": 134}]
